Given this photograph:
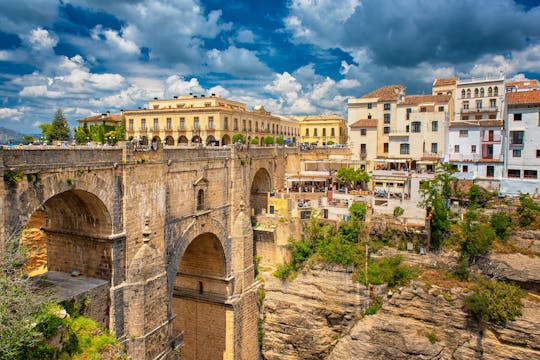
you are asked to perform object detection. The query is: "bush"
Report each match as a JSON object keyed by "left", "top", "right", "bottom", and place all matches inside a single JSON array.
[
  {"left": 356, "top": 256, "right": 417, "bottom": 287},
  {"left": 349, "top": 202, "right": 367, "bottom": 220},
  {"left": 393, "top": 206, "right": 404, "bottom": 217},
  {"left": 364, "top": 296, "right": 382, "bottom": 316},
  {"left": 454, "top": 256, "right": 470, "bottom": 281},
  {"left": 250, "top": 137, "right": 259, "bottom": 145},
  {"left": 490, "top": 211, "right": 511, "bottom": 241},
  {"left": 464, "top": 278, "right": 525, "bottom": 326},
  {"left": 317, "top": 234, "right": 362, "bottom": 266},
  {"left": 273, "top": 263, "right": 295, "bottom": 281},
  {"left": 462, "top": 223, "right": 496, "bottom": 257},
  {"left": 263, "top": 136, "right": 274, "bottom": 145},
  {"left": 517, "top": 194, "right": 540, "bottom": 228},
  {"left": 232, "top": 134, "right": 245, "bottom": 144}
]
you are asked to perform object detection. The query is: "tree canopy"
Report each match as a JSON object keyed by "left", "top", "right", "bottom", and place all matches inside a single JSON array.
[
  {"left": 336, "top": 167, "right": 370, "bottom": 188},
  {"left": 40, "top": 109, "right": 70, "bottom": 142}
]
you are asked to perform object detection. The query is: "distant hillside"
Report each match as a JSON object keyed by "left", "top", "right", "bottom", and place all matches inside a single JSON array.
[{"left": 0, "top": 126, "right": 27, "bottom": 143}]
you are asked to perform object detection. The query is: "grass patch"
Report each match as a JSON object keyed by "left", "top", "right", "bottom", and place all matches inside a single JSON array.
[{"left": 364, "top": 296, "right": 383, "bottom": 316}]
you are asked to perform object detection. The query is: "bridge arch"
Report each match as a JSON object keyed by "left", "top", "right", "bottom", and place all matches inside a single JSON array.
[
  {"left": 164, "top": 135, "right": 175, "bottom": 145},
  {"left": 221, "top": 134, "right": 231, "bottom": 145},
  {"left": 251, "top": 167, "right": 272, "bottom": 215},
  {"left": 178, "top": 135, "right": 189, "bottom": 145},
  {"left": 170, "top": 218, "right": 231, "bottom": 360}
]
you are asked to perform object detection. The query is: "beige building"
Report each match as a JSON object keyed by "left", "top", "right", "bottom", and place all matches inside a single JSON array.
[
  {"left": 295, "top": 114, "right": 348, "bottom": 145},
  {"left": 77, "top": 111, "right": 124, "bottom": 127},
  {"left": 432, "top": 77, "right": 457, "bottom": 121},
  {"left": 123, "top": 94, "right": 299, "bottom": 146}
]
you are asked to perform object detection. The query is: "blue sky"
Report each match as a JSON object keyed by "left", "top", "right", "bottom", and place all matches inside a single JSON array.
[{"left": 1, "top": 0, "right": 540, "bottom": 133}]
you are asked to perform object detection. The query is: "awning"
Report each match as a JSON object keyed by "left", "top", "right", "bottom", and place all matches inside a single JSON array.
[
  {"left": 374, "top": 179, "right": 406, "bottom": 184},
  {"left": 417, "top": 160, "right": 438, "bottom": 165}
]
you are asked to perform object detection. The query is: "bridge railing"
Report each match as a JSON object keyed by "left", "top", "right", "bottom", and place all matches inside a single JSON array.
[{"left": 1, "top": 146, "right": 124, "bottom": 170}]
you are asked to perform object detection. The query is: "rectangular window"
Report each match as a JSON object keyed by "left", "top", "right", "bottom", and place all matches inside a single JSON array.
[
  {"left": 305, "top": 128, "right": 309, "bottom": 136},
  {"left": 141, "top": 118, "right": 146, "bottom": 130},
  {"left": 462, "top": 165, "right": 468, "bottom": 173},
  {"left": 476, "top": 100, "right": 482, "bottom": 109},
  {"left": 180, "top": 117, "right": 185, "bottom": 129},
  {"left": 514, "top": 113, "right": 522, "bottom": 121},
  {"left": 513, "top": 149, "right": 522, "bottom": 157},
  {"left": 194, "top": 117, "right": 200, "bottom": 129},
  {"left": 234, "top": 118, "right": 238, "bottom": 130},
  {"left": 153, "top": 118, "right": 159, "bottom": 130},
  {"left": 360, "top": 144, "right": 367, "bottom": 154},
  {"left": 224, "top": 117, "right": 229, "bottom": 130},
  {"left": 471, "top": 145, "right": 477, "bottom": 153},
  {"left": 438, "top": 106, "right": 444, "bottom": 112},
  {"left": 490, "top": 99, "right": 496, "bottom": 108},
  {"left": 420, "top": 107, "right": 427, "bottom": 112},
  {"left": 524, "top": 170, "right": 538, "bottom": 179},
  {"left": 400, "top": 143, "right": 410, "bottom": 155},
  {"left": 314, "top": 128, "right": 318, "bottom": 136},
  {"left": 367, "top": 103, "right": 372, "bottom": 109},
  {"left": 486, "top": 166, "right": 494, "bottom": 177},
  {"left": 431, "top": 143, "right": 438, "bottom": 154},
  {"left": 432, "top": 121, "right": 438, "bottom": 132},
  {"left": 508, "top": 169, "right": 521, "bottom": 178},
  {"left": 463, "top": 101, "right": 469, "bottom": 110},
  {"left": 462, "top": 115, "right": 469, "bottom": 120},
  {"left": 510, "top": 131, "right": 524, "bottom": 145},
  {"left": 537, "top": 149, "right": 540, "bottom": 158},
  {"left": 383, "top": 126, "right": 390, "bottom": 134},
  {"left": 459, "top": 130, "right": 468, "bottom": 137},
  {"left": 384, "top": 113, "right": 391, "bottom": 124},
  {"left": 166, "top": 117, "right": 172, "bottom": 130},
  {"left": 383, "top": 143, "right": 389, "bottom": 153},
  {"left": 129, "top": 119, "right": 133, "bottom": 130},
  {"left": 384, "top": 103, "right": 391, "bottom": 110},
  {"left": 331, "top": 128, "right": 335, "bottom": 136},
  {"left": 360, "top": 128, "right": 367, "bottom": 136},
  {"left": 411, "top": 122, "right": 421, "bottom": 133},
  {"left": 454, "top": 145, "right": 460, "bottom": 153},
  {"left": 322, "top": 128, "right": 326, "bottom": 136},
  {"left": 243, "top": 120, "right": 246, "bottom": 131},
  {"left": 406, "top": 108, "right": 411, "bottom": 120},
  {"left": 208, "top": 116, "right": 214, "bottom": 129}
]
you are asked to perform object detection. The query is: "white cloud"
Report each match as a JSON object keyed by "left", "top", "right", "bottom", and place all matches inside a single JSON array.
[
  {"left": 0, "top": 107, "right": 25, "bottom": 121},
  {"left": 89, "top": 85, "right": 153, "bottom": 109},
  {"left": 236, "top": 29, "right": 255, "bottom": 44},
  {"left": 91, "top": 26, "right": 140, "bottom": 55},
  {"left": 164, "top": 75, "right": 204, "bottom": 97},
  {"left": 25, "top": 27, "right": 58, "bottom": 51},
  {"left": 206, "top": 47, "right": 270, "bottom": 76},
  {"left": 19, "top": 85, "right": 63, "bottom": 98}
]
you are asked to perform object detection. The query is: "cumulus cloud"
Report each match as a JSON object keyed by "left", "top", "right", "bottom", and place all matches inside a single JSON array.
[
  {"left": 206, "top": 47, "right": 271, "bottom": 76},
  {"left": 25, "top": 27, "right": 58, "bottom": 51},
  {"left": 236, "top": 29, "right": 255, "bottom": 44},
  {"left": 164, "top": 75, "right": 204, "bottom": 97},
  {"left": 91, "top": 25, "right": 140, "bottom": 55},
  {"left": 0, "top": 107, "right": 25, "bottom": 121}
]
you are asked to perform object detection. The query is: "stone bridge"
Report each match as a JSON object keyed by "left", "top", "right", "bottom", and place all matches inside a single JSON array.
[{"left": 0, "top": 145, "right": 299, "bottom": 359}]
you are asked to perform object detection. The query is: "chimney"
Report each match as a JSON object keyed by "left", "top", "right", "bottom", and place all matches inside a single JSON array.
[
  {"left": 174, "top": 96, "right": 178, "bottom": 99},
  {"left": 201, "top": 94, "right": 205, "bottom": 98},
  {"left": 211, "top": 93, "right": 215, "bottom": 97},
  {"left": 154, "top": 97, "right": 158, "bottom": 100}
]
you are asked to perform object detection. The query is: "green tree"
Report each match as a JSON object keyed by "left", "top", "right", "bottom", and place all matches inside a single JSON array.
[
  {"left": 490, "top": 211, "right": 511, "bottom": 241},
  {"left": 349, "top": 202, "right": 367, "bottom": 220},
  {"left": 464, "top": 278, "right": 525, "bottom": 326},
  {"left": 40, "top": 109, "right": 70, "bottom": 142},
  {"left": 232, "top": 134, "right": 245, "bottom": 143},
  {"left": 276, "top": 136, "right": 284, "bottom": 145},
  {"left": 74, "top": 124, "right": 90, "bottom": 144},
  {"left": 468, "top": 184, "right": 482, "bottom": 208},
  {"left": 250, "top": 137, "right": 259, "bottom": 145},
  {"left": 419, "top": 163, "right": 456, "bottom": 249},
  {"left": 336, "top": 167, "right": 370, "bottom": 189},
  {"left": 263, "top": 136, "right": 274, "bottom": 145},
  {"left": 22, "top": 135, "right": 35, "bottom": 144},
  {"left": 517, "top": 194, "right": 540, "bottom": 228}
]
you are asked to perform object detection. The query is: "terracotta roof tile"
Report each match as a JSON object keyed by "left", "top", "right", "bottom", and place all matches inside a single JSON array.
[
  {"left": 350, "top": 119, "right": 378, "bottom": 128},
  {"left": 77, "top": 113, "right": 124, "bottom": 122},
  {"left": 506, "top": 89, "right": 540, "bottom": 105},
  {"left": 402, "top": 94, "right": 451, "bottom": 105},
  {"left": 359, "top": 85, "right": 404, "bottom": 101},
  {"left": 506, "top": 80, "right": 539, "bottom": 90},
  {"left": 433, "top": 77, "right": 458, "bottom": 87}
]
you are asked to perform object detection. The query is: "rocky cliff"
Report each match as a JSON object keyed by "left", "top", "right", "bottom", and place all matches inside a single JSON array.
[{"left": 328, "top": 283, "right": 540, "bottom": 360}]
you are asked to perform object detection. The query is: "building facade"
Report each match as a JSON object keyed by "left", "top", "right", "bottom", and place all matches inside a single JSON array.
[
  {"left": 502, "top": 89, "right": 540, "bottom": 194},
  {"left": 123, "top": 94, "right": 299, "bottom": 146},
  {"left": 295, "top": 114, "right": 348, "bottom": 145}
]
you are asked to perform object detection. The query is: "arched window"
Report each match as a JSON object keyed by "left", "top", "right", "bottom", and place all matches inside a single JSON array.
[
  {"left": 461, "top": 89, "right": 466, "bottom": 98},
  {"left": 480, "top": 88, "right": 484, "bottom": 97},
  {"left": 494, "top": 86, "right": 499, "bottom": 96},
  {"left": 466, "top": 89, "right": 471, "bottom": 98},
  {"left": 197, "top": 189, "right": 204, "bottom": 211},
  {"left": 488, "top": 87, "right": 493, "bottom": 96},
  {"left": 474, "top": 88, "right": 479, "bottom": 97}
]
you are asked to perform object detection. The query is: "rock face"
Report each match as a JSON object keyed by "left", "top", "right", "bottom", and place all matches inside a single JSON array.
[
  {"left": 474, "top": 252, "right": 540, "bottom": 291},
  {"left": 261, "top": 264, "right": 382, "bottom": 360},
  {"left": 328, "top": 284, "right": 540, "bottom": 360}
]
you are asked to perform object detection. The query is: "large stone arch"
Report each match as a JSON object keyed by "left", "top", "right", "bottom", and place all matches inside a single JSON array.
[
  {"left": 250, "top": 167, "right": 272, "bottom": 215},
  {"left": 221, "top": 134, "right": 231, "bottom": 145},
  {"left": 169, "top": 216, "right": 231, "bottom": 360}
]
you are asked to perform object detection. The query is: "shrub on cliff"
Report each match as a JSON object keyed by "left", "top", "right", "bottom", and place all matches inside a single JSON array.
[
  {"left": 355, "top": 255, "right": 417, "bottom": 287},
  {"left": 464, "top": 278, "right": 525, "bottom": 326}
]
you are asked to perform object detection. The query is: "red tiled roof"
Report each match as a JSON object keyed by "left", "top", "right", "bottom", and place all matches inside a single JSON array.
[
  {"left": 479, "top": 120, "right": 503, "bottom": 127},
  {"left": 359, "top": 84, "right": 404, "bottom": 101},
  {"left": 350, "top": 119, "right": 378, "bottom": 128},
  {"left": 433, "top": 77, "right": 458, "bottom": 87},
  {"left": 78, "top": 113, "right": 124, "bottom": 122},
  {"left": 506, "top": 80, "right": 539, "bottom": 90},
  {"left": 402, "top": 94, "right": 451, "bottom": 105},
  {"left": 506, "top": 89, "right": 540, "bottom": 105}
]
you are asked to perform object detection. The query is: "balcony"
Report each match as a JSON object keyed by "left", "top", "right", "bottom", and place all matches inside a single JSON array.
[
  {"left": 206, "top": 126, "right": 216, "bottom": 131},
  {"left": 461, "top": 107, "right": 497, "bottom": 114},
  {"left": 449, "top": 154, "right": 480, "bottom": 162},
  {"left": 480, "top": 135, "right": 501, "bottom": 143},
  {"left": 177, "top": 127, "right": 187, "bottom": 132}
]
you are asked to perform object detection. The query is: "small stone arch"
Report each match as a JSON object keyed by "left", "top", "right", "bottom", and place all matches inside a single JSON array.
[
  {"left": 151, "top": 135, "right": 161, "bottom": 144},
  {"left": 221, "top": 134, "right": 231, "bottom": 145},
  {"left": 165, "top": 136, "right": 175, "bottom": 145},
  {"left": 206, "top": 135, "right": 216, "bottom": 145},
  {"left": 250, "top": 167, "right": 272, "bottom": 215},
  {"left": 178, "top": 135, "right": 188, "bottom": 145},
  {"left": 191, "top": 135, "right": 201, "bottom": 144}
]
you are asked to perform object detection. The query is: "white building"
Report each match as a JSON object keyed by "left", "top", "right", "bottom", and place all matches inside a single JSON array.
[
  {"left": 502, "top": 89, "right": 540, "bottom": 195},
  {"left": 446, "top": 76, "right": 506, "bottom": 190}
]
